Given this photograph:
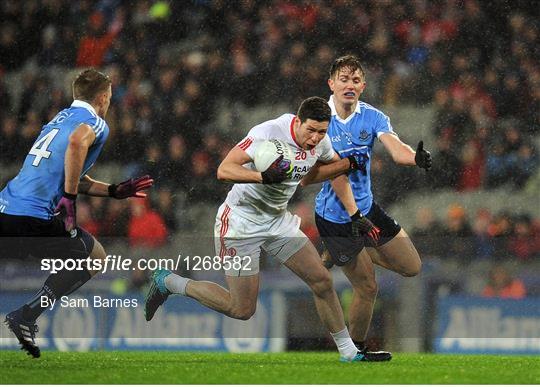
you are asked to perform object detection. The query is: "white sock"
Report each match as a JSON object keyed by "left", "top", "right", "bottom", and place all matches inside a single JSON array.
[
  {"left": 330, "top": 327, "right": 358, "bottom": 360},
  {"left": 164, "top": 273, "right": 190, "bottom": 295}
]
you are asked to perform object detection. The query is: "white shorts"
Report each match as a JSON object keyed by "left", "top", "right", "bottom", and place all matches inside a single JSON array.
[{"left": 214, "top": 203, "right": 308, "bottom": 276}]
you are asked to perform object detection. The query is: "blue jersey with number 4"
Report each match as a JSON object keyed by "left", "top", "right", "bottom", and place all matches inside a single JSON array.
[
  {"left": 0, "top": 100, "right": 109, "bottom": 219},
  {"left": 315, "top": 96, "right": 395, "bottom": 223}
]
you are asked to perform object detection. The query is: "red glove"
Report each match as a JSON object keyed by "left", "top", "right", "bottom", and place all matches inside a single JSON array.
[
  {"left": 108, "top": 175, "right": 154, "bottom": 199},
  {"left": 54, "top": 192, "right": 77, "bottom": 232}
]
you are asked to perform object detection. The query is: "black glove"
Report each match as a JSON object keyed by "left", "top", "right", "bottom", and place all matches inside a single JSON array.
[
  {"left": 351, "top": 210, "right": 380, "bottom": 244},
  {"left": 415, "top": 141, "right": 432, "bottom": 171},
  {"left": 261, "top": 155, "right": 289, "bottom": 184},
  {"left": 347, "top": 153, "right": 368, "bottom": 175}
]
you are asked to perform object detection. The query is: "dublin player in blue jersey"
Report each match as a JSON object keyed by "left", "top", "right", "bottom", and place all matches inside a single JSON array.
[
  {"left": 0, "top": 69, "right": 153, "bottom": 358},
  {"left": 305, "top": 55, "right": 432, "bottom": 361}
]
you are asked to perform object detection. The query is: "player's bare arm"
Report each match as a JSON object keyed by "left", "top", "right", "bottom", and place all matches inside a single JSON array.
[
  {"left": 301, "top": 151, "right": 369, "bottom": 186},
  {"left": 330, "top": 173, "right": 380, "bottom": 243},
  {"left": 217, "top": 146, "right": 264, "bottom": 183},
  {"left": 78, "top": 175, "right": 154, "bottom": 198},
  {"left": 300, "top": 155, "right": 351, "bottom": 186},
  {"left": 379, "top": 132, "right": 416, "bottom": 166},
  {"left": 379, "top": 133, "right": 432, "bottom": 170},
  {"left": 329, "top": 174, "right": 358, "bottom": 215},
  {"left": 78, "top": 175, "right": 110, "bottom": 196},
  {"left": 64, "top": 124, "right": 96, "bottom": 195}
]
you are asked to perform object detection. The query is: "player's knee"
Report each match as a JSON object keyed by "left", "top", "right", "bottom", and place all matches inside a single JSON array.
[
  {"left": 229, "top": 305, "right": 256, "bottom": 321},
  {"left": 400, "top": 258, "right": 422, "bottom": 277},
  {"left": 354, "top": 278, "right": 378, "bottom": 300},
  {"left": 309, "top": 271, "right": 334, "bottom": 298},
  {"left": 89, "top": 238, "right": 106, "bottom": 262}
]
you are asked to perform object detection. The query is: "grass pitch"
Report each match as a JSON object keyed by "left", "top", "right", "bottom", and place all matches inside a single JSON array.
[{"left": 1, "top": 351, "right": 539, "bottom": 384}]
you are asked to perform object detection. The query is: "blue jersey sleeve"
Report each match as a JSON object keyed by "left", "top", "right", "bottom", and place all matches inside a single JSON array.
[
  {"left": 84, "top": 115, "right": 108, "bottom": 145},
  {"left": 81, "top": 115, "right": 109, "bottom": 175},
  {"left": 374, "top": 112, "right": 395, "bottom": 139}
]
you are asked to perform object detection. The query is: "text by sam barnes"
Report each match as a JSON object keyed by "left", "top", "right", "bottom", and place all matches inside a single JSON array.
[{"left": 41, "top": 296, "right": 137, "bottom": 310}]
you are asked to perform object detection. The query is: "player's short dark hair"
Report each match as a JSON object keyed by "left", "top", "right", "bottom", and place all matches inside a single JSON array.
[
  {"left": 329, "top": 55, "right": 365, "bottom": 79},
  {"left": 72, "top": 69, "right": 111, "bottom": 102},
  {"left": 297, "top": 96, "right": 331, "bottom": 123}
]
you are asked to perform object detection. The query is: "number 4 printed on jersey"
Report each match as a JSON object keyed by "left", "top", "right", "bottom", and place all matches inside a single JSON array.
[{"left": 29, "top": 129, "right": 59, "bottom": 166}]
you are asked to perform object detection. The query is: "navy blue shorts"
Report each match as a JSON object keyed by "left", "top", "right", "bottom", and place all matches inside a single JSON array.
[
  {"left": 315, "top": 202, "right": 401, "bottom": 266},
  {"left": 0, "top": 213, "right": 95, "bottom": 261}
]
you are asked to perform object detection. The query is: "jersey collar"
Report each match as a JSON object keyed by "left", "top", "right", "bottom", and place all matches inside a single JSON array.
[
  {"left": 71, "top": 100, "right": 98, "bottom": 116},
  {"left": 328, "top": 95, "right": 361, "bottom": 124}
]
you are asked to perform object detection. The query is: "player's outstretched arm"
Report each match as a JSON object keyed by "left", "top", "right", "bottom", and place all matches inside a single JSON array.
[
  {"left": 379, "top": 133, "right": 416, "bottom": 165},
  {"left": 78, "top": 175, "right": 110, "bottom": 196},
  {"left": 379, "top": 133, "right": 432, "bottom": 170},
  {"left": 300, "top": 158, "right": 349, "bottom": 186},
  {"left": 301, "top": 153, "right": 365, "bottom": 186},
  {"left": 79, "top": 175, "right": 154, "bottom": 198},
  {"left": 217, "top": 146, "right": 264, "bottom": 183}
]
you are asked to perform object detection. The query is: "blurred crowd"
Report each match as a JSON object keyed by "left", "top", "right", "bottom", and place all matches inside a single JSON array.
[
  {"left": 410, "top": 204, "right": 540, "bottom": 261},
  {"left": 481, "top": 264, "right": 527, "bottom": 299},
  {"left": 0, "top": 1, "right": 539, "bottom": 264}
]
